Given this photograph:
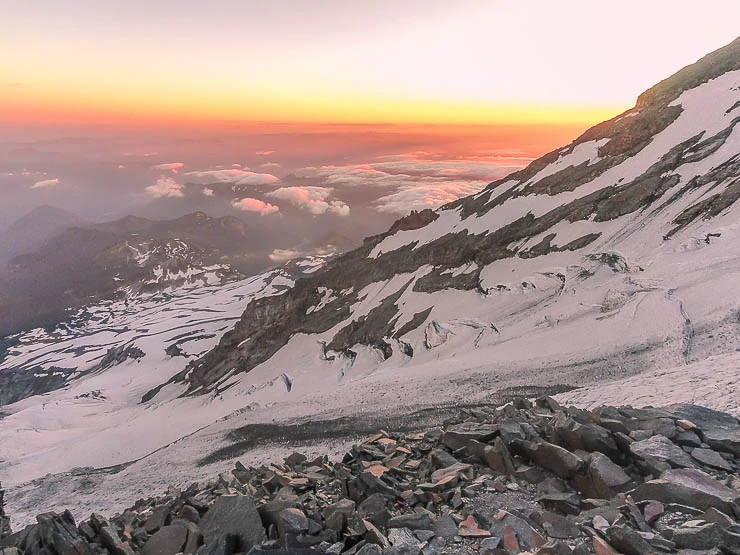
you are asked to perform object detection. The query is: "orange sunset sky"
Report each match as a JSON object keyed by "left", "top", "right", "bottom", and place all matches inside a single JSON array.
[{"left": 2, "top": 1, "right": 739, "bottom": 127}]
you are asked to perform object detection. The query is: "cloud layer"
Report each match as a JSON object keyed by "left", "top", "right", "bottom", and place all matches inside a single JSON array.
[
  {"left": 373, "top": 182, "right": 484, "bottom": 213},
  {"left": 266, "top": 186, "right": 350, "bottom": 216},
  {"left": 268, "top": 248, "right": 303, "bottom": 262},
  {"left": 184, "top": 169, "right": 278, "bottom": 186},
  {"left": 294, "top": 153, "right": 523, "bottom": 214}
]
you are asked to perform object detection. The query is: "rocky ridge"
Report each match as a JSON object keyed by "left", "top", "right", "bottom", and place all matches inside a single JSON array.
[{"left": 5, "top": 400, "right": 740, "bottom": 554}]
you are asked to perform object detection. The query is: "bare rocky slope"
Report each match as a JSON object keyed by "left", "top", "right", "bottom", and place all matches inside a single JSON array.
[{"left": 5, "top": 400, "right": 740, "bottom": 555}]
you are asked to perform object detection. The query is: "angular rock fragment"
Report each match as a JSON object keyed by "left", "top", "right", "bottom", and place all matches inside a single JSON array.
[
  {"left": 629, "top": 434, "right": 696, "bottom": 473},
  {"left": 387, "top": 514, "right": 432, "bottom": 531},
  {"left": 387, "top": 526, "right": 418, "bottom": 547},
  {"left": 489, "top": 511, "right": 546, "bottom": 551},
  {"left": 631, "top": 468, "right": 740, "bottom": 517},
  {"left": 669, "top": 404, "right": 740, "bottom": 455},
  {"left": 144, "top": 504, "right": 170, "bottom": 534},
  {"left": 572, "top": 452, "right": 633, "bottom": 499},
  {"left": 691, "top": 447, "right": 734, "bottom": 471},
  {"left": 198, "top": 495, "right": 266, "bottom": 552},
  {"left": 458, "top": 515, "right": 490, "bottom": 537},
  {"left": 35, "top": 511, "right": 93, "bottom": 555},
  {"left": 483, "top": 438, "right": 516, "bottom": 476},
  {"left": 510, "top": 439, "right": 585, "bottom": 479},
  {"left": 604, "top": 524, "right": 654, "bottom": 555},
  {"left": 142, "top": 524, "right": 188, "bottom": 555}
]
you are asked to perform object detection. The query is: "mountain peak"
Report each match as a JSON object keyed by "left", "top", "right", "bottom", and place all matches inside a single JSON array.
[
  {"left": 149, "top": 37, "right": 740, "bottom": 399},
  {"left": 636, "top": 35, "right": 740, "bottom": 110},
  {"left": 7, "top": 204, "right": 85, "bottom": 231}
]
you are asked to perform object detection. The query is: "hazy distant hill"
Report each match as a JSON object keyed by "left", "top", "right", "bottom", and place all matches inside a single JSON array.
[{"left": 0, "top": 205, "right": 87, "bottom": 268}]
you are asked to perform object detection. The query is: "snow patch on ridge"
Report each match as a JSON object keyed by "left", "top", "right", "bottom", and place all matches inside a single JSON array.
[{"left": 521, "top": 138, "right": 610, "bottom": 187}]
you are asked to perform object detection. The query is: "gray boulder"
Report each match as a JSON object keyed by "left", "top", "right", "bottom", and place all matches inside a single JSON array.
[
  {"left": 631, "top": 468, "right": 740, "bottom": 518},
  {"left": 142, "top": 524, "right": 188, "bottom": 555},
  {"left": 691, "top": 447, "right": 734, "bottom": 471},
  {"left": 198, "top": 495, "right": 266, "bottom": 553},
  {"left": 36, "top": 511, "right": 93, "bottom": 555},
  {"left": 510, "top": 439, "right": 585, "bottom": 479},
  {"left": 572, "top": 452, "right": 634, "bottom": 499},
  {"left": 99, "top": 525, "right": 136, "bottom": 555},
  {"left": 629, "top": 434, "right": 695, "bottom": 473},
  {"left": 669, "top": 404, "right": 740, "bottom": 455}
]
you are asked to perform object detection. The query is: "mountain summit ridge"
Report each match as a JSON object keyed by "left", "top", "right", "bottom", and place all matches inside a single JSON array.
[{"left": 163, "top": 37, "right": 740, "bottom": 399}]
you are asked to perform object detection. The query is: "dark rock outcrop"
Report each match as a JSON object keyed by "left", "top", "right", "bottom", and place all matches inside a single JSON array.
[{"left": 0, "top": 483, "right": 10, "bottom": 540}]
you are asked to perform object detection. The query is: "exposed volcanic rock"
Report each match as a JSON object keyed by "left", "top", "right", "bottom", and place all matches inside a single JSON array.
[
  {"left": 1, "top": 256, "right": 322, "bottom": 409},
  {"left": 0, "top": 483, "right": 10, "bottom": 540},
  {"left": 0, "top": 366, "right": 76, "bottom": 407},
  {"left": 4, "top": 401, "right": 740, "bottom": 554},
  {"left": 170, "top": 280, "right": 354, "bottom": 395},
  {"left": 164, "top": 37, "right": 740, "bottom": 397},
  {"left": 387, "top": 210, "right": 439, "bottom": 235},
  {"left": 96, "top": 346, "right": 146, "bottom": 372}
]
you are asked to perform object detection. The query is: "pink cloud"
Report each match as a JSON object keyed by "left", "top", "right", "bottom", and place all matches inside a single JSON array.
[
  {"left": 30, "top": 177, "right": 60, "bottom": 189},
  {"left": 294, "top": 155, "right": 526, "bottom": 215},
  {"left": 232, "top": 197, "right": 279, "bottom": 215},
  {"left": 21, "top": 169, "right": 46, "bottom": 177},
  {"left": 152, "top": 162, "right": 184, "bottom": 173},
  {"left": 266, "top": 186, "right": 350, "bottom": 216},
  {"left": 256, "top": 150, "right": 276, "bottom": 156},
  {"left": 145, "top": 176, "right": 184, "bottom": 198}
]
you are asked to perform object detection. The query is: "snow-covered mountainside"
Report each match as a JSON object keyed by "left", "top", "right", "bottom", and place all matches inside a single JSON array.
[
  {"left": 0, "top": 269, "right": 266, "bottom": 406},
  {"left": 162, "top": 37, "right": 740, "bottom": 399},
  {"left": 3, "top": 38, "right": 740, "bottom": 526},
  {"left": 0, "top": 253, "right": 331, "bottom": 406}
]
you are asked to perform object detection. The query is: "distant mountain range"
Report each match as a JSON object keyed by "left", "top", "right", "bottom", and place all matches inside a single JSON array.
[{"left": 0, "top": 209, "right": 353, "bottom": 336}]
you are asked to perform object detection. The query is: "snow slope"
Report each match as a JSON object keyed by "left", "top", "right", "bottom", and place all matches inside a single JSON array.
[
  {"left": 176, "top": 39, "right": 740, "bottom": 399},
  {"left": 0, "top": 266, "right": 306, "bottom": 484}
]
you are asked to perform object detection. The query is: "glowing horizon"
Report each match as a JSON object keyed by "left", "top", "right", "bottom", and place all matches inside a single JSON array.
[
  {"left": 2, "top": 1, "right": 739, "bottom": 126},
  {"left": 0, "top": 86, "right": 624, "bottom": 127}
]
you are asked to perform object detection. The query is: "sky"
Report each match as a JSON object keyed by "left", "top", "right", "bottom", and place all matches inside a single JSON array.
[
  {"left": 1, "top": 2, "right": 739, "bottom": 266},
  {"left": 2, "top": 1, "right": 739, "bottom": 125}
]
